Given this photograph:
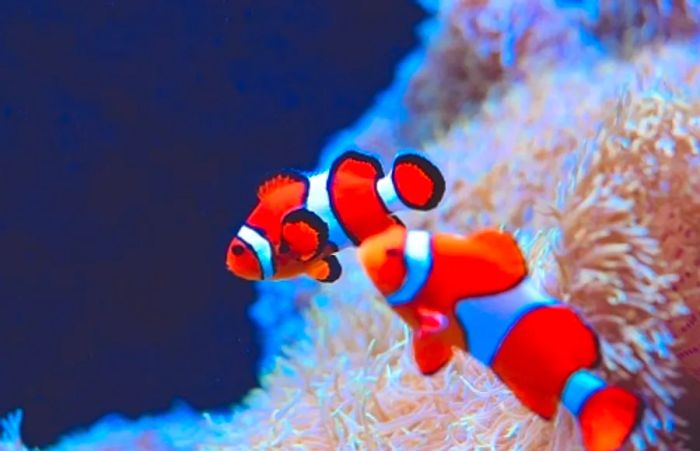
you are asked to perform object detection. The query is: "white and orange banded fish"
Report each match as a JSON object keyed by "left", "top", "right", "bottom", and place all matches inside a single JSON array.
[
  {"left": 226, "top": 149, "right": 445, "bottom": 283},
  {"left": 358, "top": 225, "right": 643, "bottom": 451}
]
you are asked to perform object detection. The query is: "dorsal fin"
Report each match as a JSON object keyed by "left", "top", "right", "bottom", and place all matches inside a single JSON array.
[
  {"left": 256, "top": 170, "right": 307, "bottom": 201},
  {"left": 468, "top": 229, "right": 528, "bottom": 280}
]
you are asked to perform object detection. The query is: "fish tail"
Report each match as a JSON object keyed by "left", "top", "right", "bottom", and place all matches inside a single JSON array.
[
  {"left": 562, "top": 370, "right": 643, "bottom": 451},
  {"left": 382, "top": 150, "right": 445, "bottom": 211}
]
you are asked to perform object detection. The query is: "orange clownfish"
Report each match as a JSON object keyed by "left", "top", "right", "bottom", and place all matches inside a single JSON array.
[
  {"left": 226, "top": 150, "right": 445, "bottom": 283},
  {"left": 358, "top": 225, "right": 643, "bottom": 451}
]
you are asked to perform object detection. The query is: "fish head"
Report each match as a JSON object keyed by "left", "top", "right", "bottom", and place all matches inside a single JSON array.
[
  {"left": 226, "top": 225, "right": 275, "bottom": 281},
  {"left": 357, "top": 225, "right": 408, "bottom": 297}
]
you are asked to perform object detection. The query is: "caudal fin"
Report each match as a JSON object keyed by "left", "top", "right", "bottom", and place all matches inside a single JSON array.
[
  {"left": 391, "top": 151, "right": 445, "bottom": 211},
  {"left": 578, "top": 385, "right": 643, "bottom": 451}
]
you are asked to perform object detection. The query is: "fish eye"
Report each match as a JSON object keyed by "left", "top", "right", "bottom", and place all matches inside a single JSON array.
[
  {"left": 385, "top": 248, "right": 401, "bottom": 258},
  {"left": 231, "top": 244, "right": 245, "bottom": 256}
]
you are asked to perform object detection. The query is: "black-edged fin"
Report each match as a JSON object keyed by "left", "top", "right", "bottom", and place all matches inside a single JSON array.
[
  {"left": 326, "top": 149, "right": 386, "bottom": 246},
  {"left": 329, "top": 149, "right": 385, "bottom": 181},
  {"left": 281, "top": 208, "right": 329, "bottom": 262},
  {"left": 307, "top": 255, "right": 342, "bottom": 283},
  {"left": 391, "top": 151, "right": 445, "bottom": 211},
  {"left": 412, "top": 331, "right": 453, "bottom": 376},
  {"left": 257, "top": 169, "right": 308, "bottom": 201},
  {"left": 391, "top": 214, "right": 406, "bottom": 228}
]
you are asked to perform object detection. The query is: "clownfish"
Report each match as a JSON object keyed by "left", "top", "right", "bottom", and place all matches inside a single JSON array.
[
  {"left": 358, "top": 225, "right": 643, "bottom": 451},
  {"left": 226, "top": 150, "right": 445, "bottom": 283}
]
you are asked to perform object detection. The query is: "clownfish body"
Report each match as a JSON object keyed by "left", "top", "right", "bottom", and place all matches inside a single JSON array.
[
  {"left": 227, "top": 150, "right": 445, "bottom": 283},
  {"left": 358, "top": 226, "right": 643, "bottom": 451}
]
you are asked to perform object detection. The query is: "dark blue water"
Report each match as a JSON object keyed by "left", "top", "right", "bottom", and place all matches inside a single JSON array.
[{"left": 0, "top": 1, "right": 424, "bottom": 445}]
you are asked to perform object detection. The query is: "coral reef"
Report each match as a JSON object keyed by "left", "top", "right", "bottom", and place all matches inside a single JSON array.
[{"left": 5, "top": 0, "right": 700, "bottom": 449}]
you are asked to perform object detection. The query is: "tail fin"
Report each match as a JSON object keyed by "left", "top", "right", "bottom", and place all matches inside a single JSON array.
[
  {"left": 390, "top": 150, "right": 445, "bottom": 211},
  {"left": 562, "top": 370, "right": 643, "bottom": 451}
]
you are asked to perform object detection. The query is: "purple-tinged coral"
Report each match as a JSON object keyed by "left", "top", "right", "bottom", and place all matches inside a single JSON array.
[
  {"left": 561, "top": 0, "right": 700, "bottom": 55},
  {"left": 404, "top": 0, "right": 595, "bottom": 142}
]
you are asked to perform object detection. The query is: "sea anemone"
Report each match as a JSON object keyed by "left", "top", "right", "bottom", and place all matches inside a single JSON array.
[
  {"left": 217, "top": 81, "right": 699, "bottom": 449},
  {"left": 237, "top": 6, "right": 700, "bottom": 450}
]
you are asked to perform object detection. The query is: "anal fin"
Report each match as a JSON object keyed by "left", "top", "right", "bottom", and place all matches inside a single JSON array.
[{"left": 412, "top": 308, "right": 452, "bottom": 375}]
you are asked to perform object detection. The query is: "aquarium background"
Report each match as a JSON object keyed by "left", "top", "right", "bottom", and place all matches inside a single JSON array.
[{"left": 0, "top": 1, "right": 424, "bottom": 446}]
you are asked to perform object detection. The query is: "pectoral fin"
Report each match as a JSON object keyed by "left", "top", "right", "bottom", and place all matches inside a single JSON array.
[
  {"left": 412, "top": 308, "right": 452, "bottom": 375},
  {"left": 281, "top": 208, "right": 329, "bottom": 262},
  {"left": 306, "top": 255, "right": 342, "bottom": 283}
]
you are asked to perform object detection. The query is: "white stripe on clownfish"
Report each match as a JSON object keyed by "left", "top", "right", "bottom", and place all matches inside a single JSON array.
[
  {"left": 238, "top": 224, "right": 275, "bottom": 279},
  {"left": 561, "top": 369, "right": 606, "bottom": 417},
  {"left": 387, "top": 230, "right": 433, "bottom": 306},
  {"left": 376, "top": 171, "right": 403, "bottom": 212},
  {"left": 454, "top": 277, "right": 557, "bottom": 366},
  {"left": 306, "top": 171, "right": 352, "bottom": 249}
]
